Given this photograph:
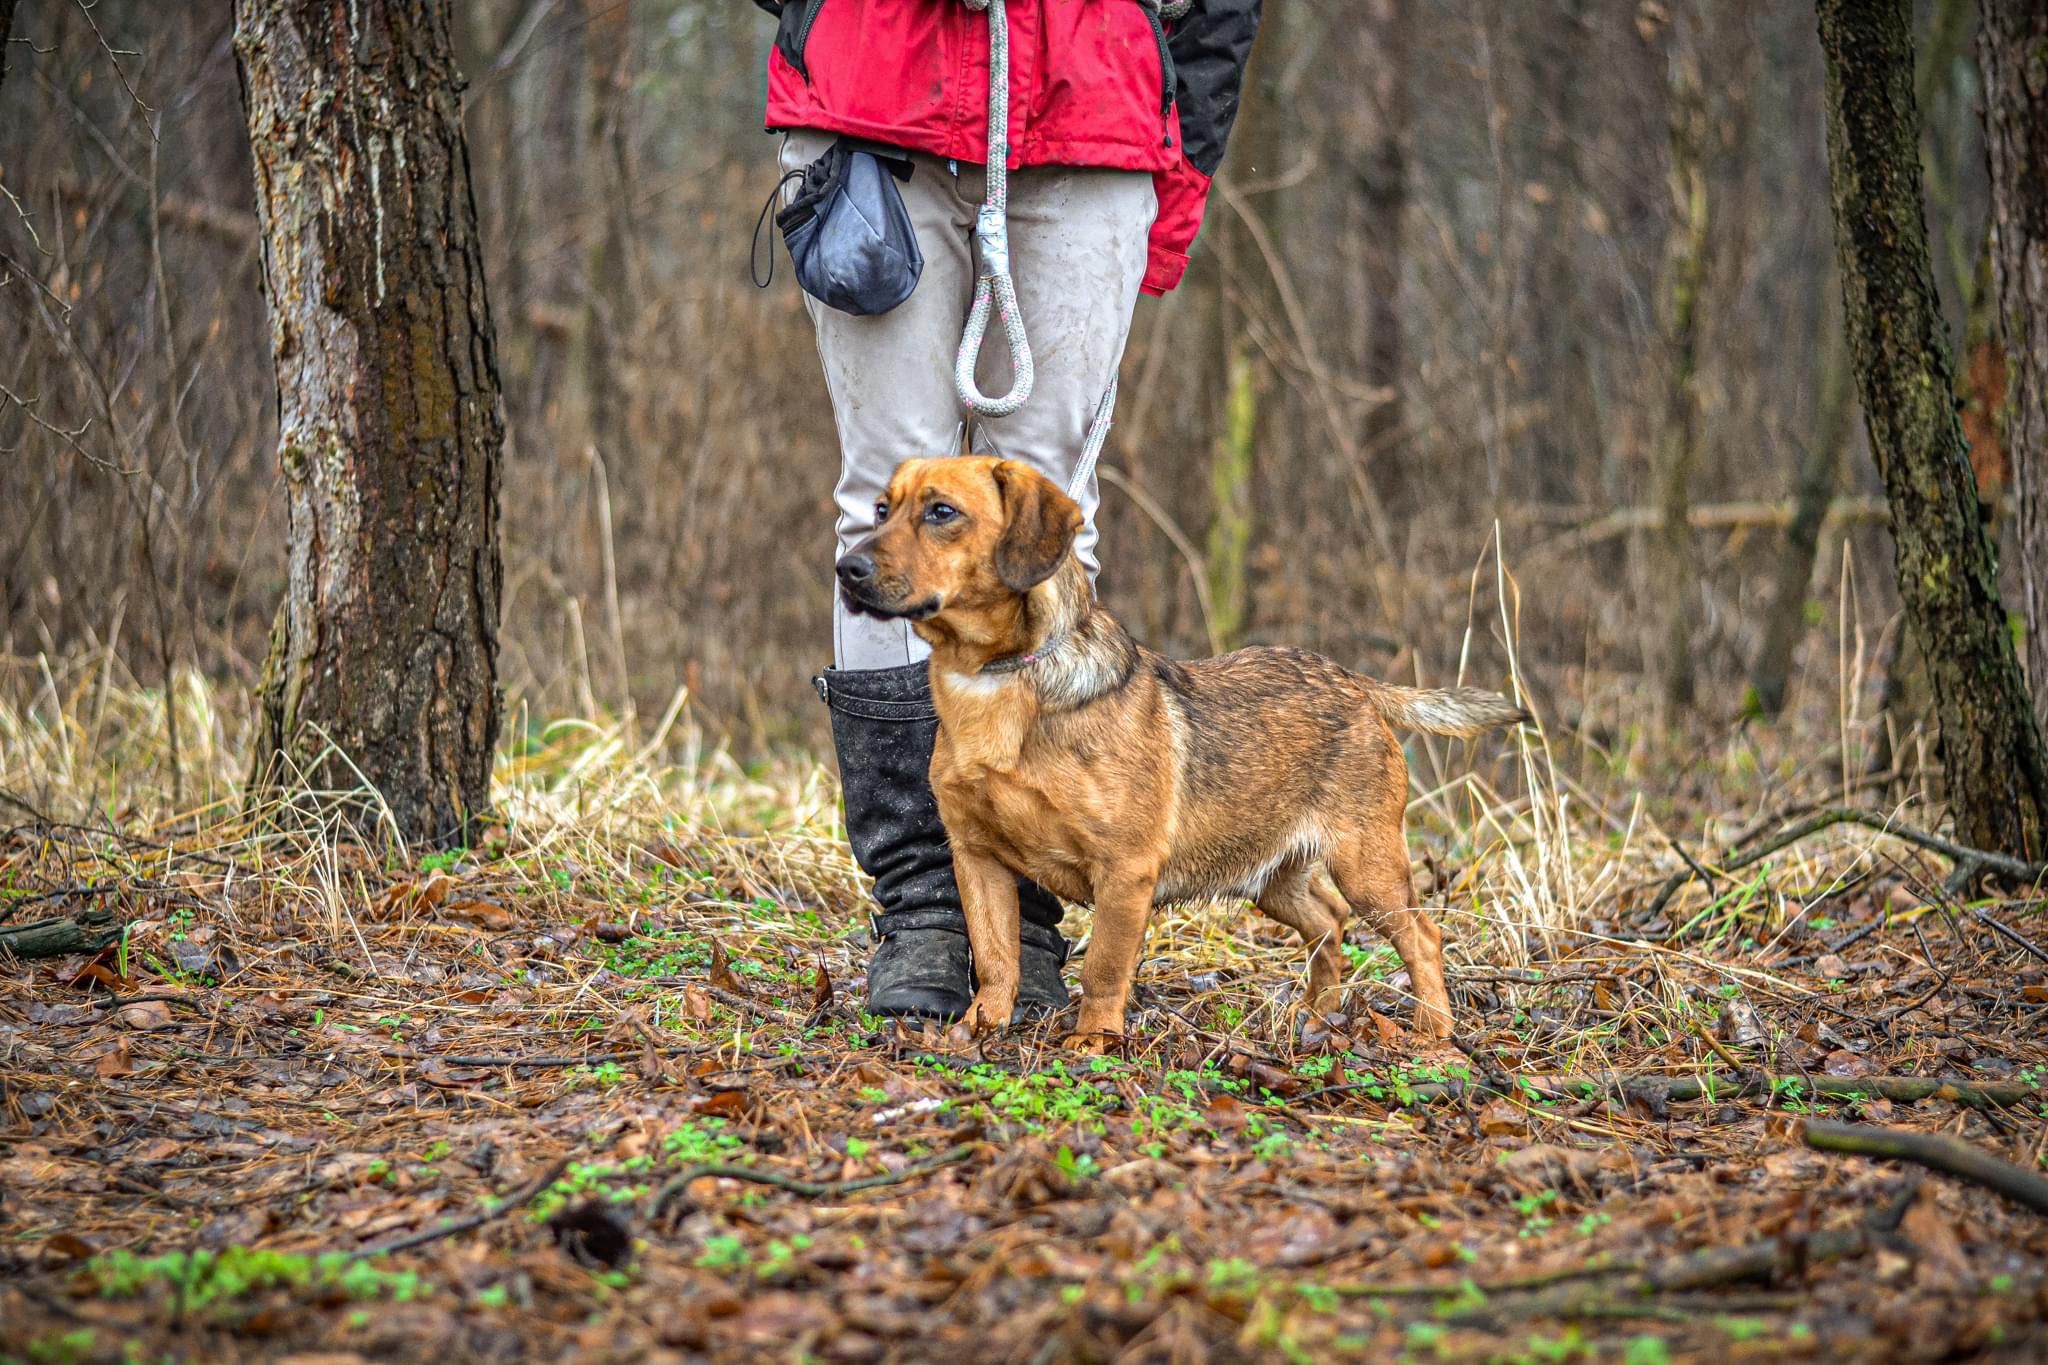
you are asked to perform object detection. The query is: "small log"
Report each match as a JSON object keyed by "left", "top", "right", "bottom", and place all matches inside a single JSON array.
[
  {"left": 1805, "top": 1119, "right": 2048, "bottom": 1215},
  {"left": 1295, "top": 1069, "right": 2042, "bottom": 1112},
  {"left": 0, "top": 909, "right": 120, "bottom": 959}
]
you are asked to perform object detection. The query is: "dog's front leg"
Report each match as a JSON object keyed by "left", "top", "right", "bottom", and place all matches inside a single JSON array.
[
  {"left": 1064, "top": 872, "right": 1159, "bottom": 1052},
  {"left": 951, "top": 845, "right": 1021, "bottom": 1037}
]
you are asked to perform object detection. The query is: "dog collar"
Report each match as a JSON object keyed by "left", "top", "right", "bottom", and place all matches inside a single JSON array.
[{"left": 980, "top": 629, "right": 1067, "bottom": 676}]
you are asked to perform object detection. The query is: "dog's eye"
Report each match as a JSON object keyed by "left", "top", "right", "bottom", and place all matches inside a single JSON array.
[
  {"left": 924, "top": 502, "right": 958, "bottom": 525},
  {"left": 873, "top": 498, "right": 889, "bottom": 524}
]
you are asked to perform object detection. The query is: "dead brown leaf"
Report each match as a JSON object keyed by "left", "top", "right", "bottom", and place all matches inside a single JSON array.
[
  {"left": 379, "top": 871, "right": 453, "bottom": 916},
  {"left": 116, "top": 1000, "right": 174, "bottom": 1031},
  {"left": 442, "top": 898, "right": 515, "bottom": 929},
  {"left": 1365, "top": 1009, "right": 1403, "bottom": 1048},
  {"left": 1823, "top": 1048, "right": 1874, "bottom": 1077},
  {"left": 41, "top": 1231, "right": 95, "bottom": 1262},
  {"left": 1478, "top": 1099, "right": 1528, "bottom": 1137},
  {"left": 1902, "top": 1188, "right": 1970, "bottom": 1291},
  {"left": 1204, "top": 1093, "right": 1248, "bottom": 1132},
  {"left": 709, "top": 939, "right": 745, "bottom": 993}
]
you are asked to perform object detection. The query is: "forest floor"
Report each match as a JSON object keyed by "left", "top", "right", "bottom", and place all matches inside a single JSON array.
[{"left": 1, "top": 676, "right": 2046, "bottom": 1363}]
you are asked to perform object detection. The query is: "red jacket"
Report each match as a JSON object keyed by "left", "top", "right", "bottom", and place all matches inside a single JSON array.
[{"left": 758, "top": 0, "right": 1261, "bottom": 295}]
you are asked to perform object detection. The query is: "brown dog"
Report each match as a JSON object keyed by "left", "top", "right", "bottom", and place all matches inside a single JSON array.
[{"left": 836, "top": 457, "right": 1529, "bottom": 1047}]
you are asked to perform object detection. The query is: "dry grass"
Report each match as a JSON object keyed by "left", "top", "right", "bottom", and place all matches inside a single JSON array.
[{"left": 2, "top": 655, "right": 2046, "bottom": 1361}]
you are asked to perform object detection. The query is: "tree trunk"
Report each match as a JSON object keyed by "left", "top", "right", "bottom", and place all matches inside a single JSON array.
[
  {"left": 236, "top": 0, "right": 506, "bottom": 848},
  {"left": 1817, "top": 0, "right": 2048, "bottom": 860},
  {"left": 1203, "top": 11, "right": 1278, "bottom": 653},
  {"left": 1748, "top": 294, "right": 1853, "bottom": 719},
  {"left": 0, "top": 0, "right": 19, "bottom": 94},
  {"left": 1511, "top": 0, "right": 1591, "bottom": 507},
  {"left": 1354, "top": 0, "right": 1408, "bottom": 474},
  {"left": 582, "top": 0, "right": 637, "bottom": 473},
  {"left": 1979, "top": 0, "right": 2048, "bottom": 729},
  {"left": 1650, "top": 21, "right": 1708, "bottom": 713}
]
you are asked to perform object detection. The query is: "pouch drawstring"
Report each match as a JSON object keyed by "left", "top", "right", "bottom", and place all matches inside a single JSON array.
[{"left": 750, "top": 167, "right": 806, "bottom": 289}]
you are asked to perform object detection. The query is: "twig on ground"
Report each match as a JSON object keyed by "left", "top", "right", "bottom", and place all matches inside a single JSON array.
[
  {"left": 1972, "top": 909, "right": 2048, "bottom": 966},
  {"left": 1440, "top": 1177, "right": 1920, "bottom": 1325},
  {"left": 637, "top": 976, "right": 799, "bottom": 1021},
  {"left": 382, "top": 1047, "right": 703, "bottom": 1069},
  {"left": 651, "top": 1141, "right": 978, "bottom": 1219},
  {"left": 1688, "top": 1016, "right": 1752, "bottom": 1072},
  {"left": 1804, "top": 1120, "right": 2048, "bottom": 1215},
  {"left": 84, "top": 992, "right": 206, "bottom": 1013},
  {"left": 1665, "top": 834, "right": 1722, "bottom": 898},
  {"left": 1326, "top": 1258, "right": 1640, "bottom": 1299},
  {"left": 1876, "top": 922, "right": 1951, "bottom": 1026},
  {"left": 350, "top": 1154, "right": 576, "bottom": 1257}
]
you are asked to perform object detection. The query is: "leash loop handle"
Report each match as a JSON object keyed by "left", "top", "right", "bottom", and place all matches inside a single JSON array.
[{"left": 955, "top": 0, "right": 1033, "bottom": 419}]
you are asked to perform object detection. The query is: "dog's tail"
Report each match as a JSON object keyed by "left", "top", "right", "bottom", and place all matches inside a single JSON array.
[{"left": 1365, "top": 682, "right": 1532, "bottom": 739}]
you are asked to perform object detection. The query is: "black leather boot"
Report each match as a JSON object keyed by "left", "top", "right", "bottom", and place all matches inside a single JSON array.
[{"left": 818, "top": 662, "right": 1070, "bottom": 1022}]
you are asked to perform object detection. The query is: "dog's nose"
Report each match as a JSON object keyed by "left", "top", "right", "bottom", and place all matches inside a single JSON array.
[{"left": 836, "top": 553, "right": 876, "bottom": 586}]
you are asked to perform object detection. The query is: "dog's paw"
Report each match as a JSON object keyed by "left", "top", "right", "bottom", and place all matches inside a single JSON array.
[
  {"left": 1057, "top": 1030, "right": 1119, "bottom": 1056},
  {"left": 950, "top": 990, "right": 1015, "bottom": 1043}
]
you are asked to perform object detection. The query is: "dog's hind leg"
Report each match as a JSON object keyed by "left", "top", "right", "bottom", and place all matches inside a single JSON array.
[
  {"left": 1254, "top": 864, "right": 1346, "bottom": 1016},
  {"left": 1328, "top": 827, "right": 1453, "bottom": 1039}
]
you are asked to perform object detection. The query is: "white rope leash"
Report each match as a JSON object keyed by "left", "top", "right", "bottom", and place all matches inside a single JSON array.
[
  {"left": 957, "top": 0, "right": 1032, "bottom": 419},
  {"left": 956, "top": 0, "right": 1188, "bottom": 472}
]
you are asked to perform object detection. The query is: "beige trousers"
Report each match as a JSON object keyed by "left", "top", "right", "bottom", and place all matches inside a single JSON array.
[{"left": 781, "top": 130, "right": 1157, "bottom": 671}]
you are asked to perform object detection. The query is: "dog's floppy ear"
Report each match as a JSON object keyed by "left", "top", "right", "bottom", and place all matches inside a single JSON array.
[{"left": 991, "top": 461, "right": 1082, "bottom": 593}]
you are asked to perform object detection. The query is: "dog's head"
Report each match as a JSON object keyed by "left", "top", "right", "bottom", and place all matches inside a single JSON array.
[{"left": 836, "top": 457, "right": 1081, "bottom": 627}]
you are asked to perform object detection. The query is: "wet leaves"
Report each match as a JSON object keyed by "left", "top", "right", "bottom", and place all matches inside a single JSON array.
[{"left": 5, "top": 817, "right": 2048, "bottom": 1361}]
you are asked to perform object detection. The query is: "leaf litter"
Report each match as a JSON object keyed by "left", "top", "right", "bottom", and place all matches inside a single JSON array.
[{"left": 0, "top": 679, "right": 2044, "bottom": 1361}]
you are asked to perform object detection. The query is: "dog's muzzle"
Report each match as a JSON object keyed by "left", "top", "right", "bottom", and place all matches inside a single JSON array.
[{"left": 836, "top": 549, "right": 938, "bottom": 620}]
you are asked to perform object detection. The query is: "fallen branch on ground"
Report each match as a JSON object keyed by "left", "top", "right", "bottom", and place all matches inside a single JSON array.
[
  {"left": 1804, "top": 1119, "right": 2048, "bottom": 1215},
  {"left": 1645, "top": 807, "right": 2048, "bottom": 920},
  {"left": 350, "top": 1154, "right": 576, "bottom": 1257},
  {"left": 651, "top": 1142, "right": 978, "bottom": 1219},
  {"left": 1441, "top": 1177, "right": 1920, "bottom": 1325},
  {"left": 381, "top": 1047, "right": 707, "bottom": 1070},
  {"left": 0, "top": 909, "right": 120, "bottom": 959},
  {"left": 1291, "top": 1069, "right": 2040, "bottom": 1112}
]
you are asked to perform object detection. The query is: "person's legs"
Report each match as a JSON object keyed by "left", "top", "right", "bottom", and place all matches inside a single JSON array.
[
  {"left": 782, "top": 130, "right": 976, "bottom": 672},
  {"left": 969, "top": 165, "right": 1157, "bottom": 582},
  {"left": 791, "top": 135, "right": 1075, "bottom": 1019}
]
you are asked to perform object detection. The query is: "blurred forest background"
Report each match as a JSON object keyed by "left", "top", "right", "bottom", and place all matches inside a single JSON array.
[{"left": 0, "top": 0, "right": 2011, "bottom": 763}]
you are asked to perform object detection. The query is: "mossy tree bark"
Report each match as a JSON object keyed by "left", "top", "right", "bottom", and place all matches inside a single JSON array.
[
  {"left": 1979, "top": 0, "right": 2048, "bottom": 729},
  {"left": 1817, "top": 0, "right": 2048, "bottom": 860},
  {"left": 236, "top": 0, "right": 506, "bottom": 847}
]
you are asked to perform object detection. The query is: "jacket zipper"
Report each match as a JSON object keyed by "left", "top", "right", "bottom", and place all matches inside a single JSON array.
[
  {"left": 1141, "top": 4, "right": 1176, "bottom": 116},
  {"left": 1139, "top": 2, "right": 1176, "bottom": 144},
  {"left": 794, "top": 0, "right": 828, "bottom": 77}
]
